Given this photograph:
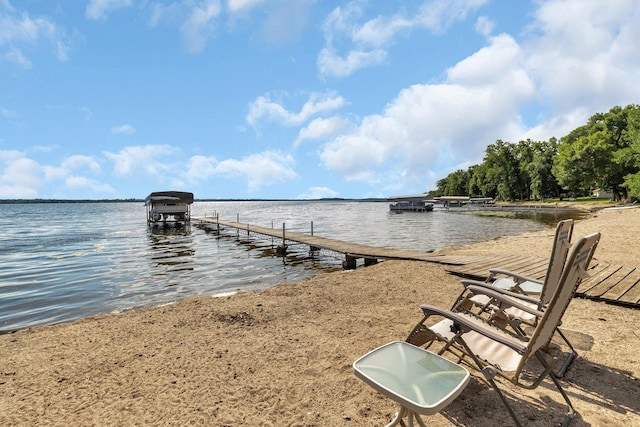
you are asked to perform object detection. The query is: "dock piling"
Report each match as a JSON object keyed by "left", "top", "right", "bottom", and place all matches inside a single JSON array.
[
  {"left": 343, "top": 255, "right": 358, "bottom": 270},
  {"left": 276, "top": 222, "right": 287, "bottom": 255}
]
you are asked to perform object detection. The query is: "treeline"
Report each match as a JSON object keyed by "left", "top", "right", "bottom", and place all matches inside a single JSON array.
[
  {"left": 433, "top": 104, "right": 640, "bottom": 202},
  {"left": 0, "top": 199, "right": 141, "bottom": 204}
]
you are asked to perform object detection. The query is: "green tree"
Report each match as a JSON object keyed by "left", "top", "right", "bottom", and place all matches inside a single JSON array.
[
  {"left": 435, "top": 169, "right": 470, "bottom": 196},
  {"left": 621, "top": 106, "right": 640, "bottom": 197},
  {"left": 554, "top": 105, "right": 639, "bottom": 200},
  {"left": 526, "top": 139, "right": 559, "bottom": 200},
  {"left": 482, "top": 140, "right": 521, "bottom": 201}
]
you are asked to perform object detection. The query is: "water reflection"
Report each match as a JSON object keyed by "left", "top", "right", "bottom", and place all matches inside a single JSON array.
[{"left": 147, "top": 223, "right": 195, "bottom": 273}]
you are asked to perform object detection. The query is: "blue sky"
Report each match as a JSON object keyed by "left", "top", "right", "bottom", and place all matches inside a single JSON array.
[{"left": 1, "top": 0, "right": 640, "bottom": 200}]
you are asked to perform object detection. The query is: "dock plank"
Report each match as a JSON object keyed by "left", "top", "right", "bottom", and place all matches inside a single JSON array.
[
  {"left": 616, "top": 273, "right": 640, "bottom": 304},
  {"left": 599, "top": 269, "right": 640, "bottom": 303},
  {"left": 446, "top": 254, "right": 523, "bottom": 278},
  {"left": 576, "top": 263, "right": 618, "bottom": 295},
  {"left": 584, "top": 266, "right": 636, "bottom": 298}
]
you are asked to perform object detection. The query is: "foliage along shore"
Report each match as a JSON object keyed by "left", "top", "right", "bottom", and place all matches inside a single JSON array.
[{"left": 435, "top": 104, "right": 640, "bottom": 202}]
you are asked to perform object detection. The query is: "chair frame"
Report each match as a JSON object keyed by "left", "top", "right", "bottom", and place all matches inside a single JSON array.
[
  {"left": 406, "top": 232, "right": 600, "bottom": 427},
  {"left": 451, "top": 219, "right": 578, "bottom": 376}
]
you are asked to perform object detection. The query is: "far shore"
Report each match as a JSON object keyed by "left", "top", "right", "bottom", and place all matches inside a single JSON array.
[{"left": 1, "top": 206, "right": 638, "bottom": 426}]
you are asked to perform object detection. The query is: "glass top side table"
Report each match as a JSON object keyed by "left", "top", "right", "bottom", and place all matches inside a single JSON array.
[{"left": 353, "top": 341, "right": 470, "bottom": 427}]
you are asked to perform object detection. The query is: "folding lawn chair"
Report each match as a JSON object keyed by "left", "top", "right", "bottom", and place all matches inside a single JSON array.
[
  {"left": 452, "top": 219, "right": 579, "bottom": 376},
  {"left": 406, "top": 232, "right": 600, "bottom": 427}
]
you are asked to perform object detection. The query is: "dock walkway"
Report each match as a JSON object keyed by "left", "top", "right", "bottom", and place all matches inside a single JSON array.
[{"left": 194, "top": 217, "right": 640, "bottom": 309}]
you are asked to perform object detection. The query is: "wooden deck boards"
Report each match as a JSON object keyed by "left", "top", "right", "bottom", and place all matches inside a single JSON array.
[{"left": 194, "top": 217, "right": 640, "bottom": 309}]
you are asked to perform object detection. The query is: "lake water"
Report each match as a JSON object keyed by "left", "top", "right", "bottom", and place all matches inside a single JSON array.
[{"left": 0, "top": 200, "right": 586, "bottom": 332}]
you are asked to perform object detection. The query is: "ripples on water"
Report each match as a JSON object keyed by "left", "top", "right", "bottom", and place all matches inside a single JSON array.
[{"left": 0, "top": 201, "right": 586, "bottom": 332}]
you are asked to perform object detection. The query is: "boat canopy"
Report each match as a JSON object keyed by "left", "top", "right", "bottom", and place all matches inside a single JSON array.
[{"left": 145, "top": 191, "right": 194, "bottom": 205}]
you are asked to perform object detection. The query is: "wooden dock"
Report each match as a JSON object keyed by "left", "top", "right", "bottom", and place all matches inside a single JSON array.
[
  {"left": 194, "top": 217, "right": 454, "bottom": 268},
  {"left": 194, "top": 217, "right": 640, "bottom": 309},
  {"left": 446, "top": 256, "right": 640, "bottom": 308}
]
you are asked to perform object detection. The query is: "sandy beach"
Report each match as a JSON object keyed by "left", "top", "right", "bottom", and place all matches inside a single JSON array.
[{"left": 1, "top": 207, "right": 639, "bottom": 426}]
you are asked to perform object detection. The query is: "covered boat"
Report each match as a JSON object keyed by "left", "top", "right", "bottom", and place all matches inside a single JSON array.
[
  {"left": 388, "top": 192, "right": 435, "bottom": 212},
  {"left": 145, "top": 191, "right": 194, "bottom": 223}
]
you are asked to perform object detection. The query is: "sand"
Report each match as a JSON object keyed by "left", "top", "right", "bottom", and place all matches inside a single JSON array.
[{"left": 1, "top": 207, "right": 639, "bottom": 426}]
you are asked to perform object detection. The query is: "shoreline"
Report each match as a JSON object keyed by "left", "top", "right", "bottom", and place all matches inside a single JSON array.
[{"left": 1, "top": 207, "right": 639, "bottom": 426}]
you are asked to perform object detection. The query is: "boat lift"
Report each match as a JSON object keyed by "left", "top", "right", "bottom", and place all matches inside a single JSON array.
[{"left": 145, "top": 191, "right": 194, "bottom": 224}]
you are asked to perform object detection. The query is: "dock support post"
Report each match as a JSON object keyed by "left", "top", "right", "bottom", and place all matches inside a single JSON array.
[
  {"left": 343, "top": 255, "right": 357, "bottom": 270},
  {"left": 311, "top": 221, "right": 314, "bottom": 236},
  {"left": 271, "top": 220, "right": 274, "bottom": 247},
  {"left": 364, "top": 257, "right": 378, "bottom": 266},
  {"left": 277, "top": 223, "right": 287, "bottom": 255}
]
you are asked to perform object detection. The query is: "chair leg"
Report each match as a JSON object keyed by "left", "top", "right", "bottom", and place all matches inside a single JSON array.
[
  {"left": 451, "top": 338, "right": 524, "bottom": 427},
  {"left": 535, "top": 352, "right": 577, "bottom": 426},
  {"left": 554, "top": 328, "right": 577, "bottom": 378},
  {"left": 483, "top": 375, "right": 523, "bottom": 427}
]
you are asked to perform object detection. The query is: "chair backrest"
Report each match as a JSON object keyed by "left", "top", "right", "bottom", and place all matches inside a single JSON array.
[
  {"left": 527, "top": 232, "right": 600, "bottom": 356},
  {"left": 539, "top": 219, "right": 574, "bottom": 305}
]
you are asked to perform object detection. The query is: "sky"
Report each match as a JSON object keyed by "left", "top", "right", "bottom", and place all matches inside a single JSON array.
[{"left": 1, "top": 0, "right": 640, "bottom": 200}]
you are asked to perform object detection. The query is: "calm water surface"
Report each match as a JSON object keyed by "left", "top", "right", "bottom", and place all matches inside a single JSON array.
[{"left": 0, "top": 201, "right": 585, "bottom": 332}]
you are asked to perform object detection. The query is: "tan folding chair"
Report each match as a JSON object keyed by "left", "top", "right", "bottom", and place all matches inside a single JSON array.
[
  {"left": 452, "top": 219, "right": 578, "bottom": 376},
  {"left": 407, "top": 232, "right": 600, "bottom": 427}
]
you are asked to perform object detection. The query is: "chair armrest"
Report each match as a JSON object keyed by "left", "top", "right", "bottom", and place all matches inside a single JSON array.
[
  {"left": 419, "top": 304, "right": 528, "bottom": 354},
  {"left": 465, "top": 285, "right": 545, "bottom": 317},
  {"left": 460, "top": 280, "right": 543, "bottom": 306},
  {"left": 460, "top": 278, "right": 491, "bottom": 289},
  {"left": 488, "top": 268, "right": 543, "bottom": 285}
]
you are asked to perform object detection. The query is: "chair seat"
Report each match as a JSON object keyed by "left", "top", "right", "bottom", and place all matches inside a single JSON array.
[{"left": 353, "top": 341, "right": 470, "bottom": 415}]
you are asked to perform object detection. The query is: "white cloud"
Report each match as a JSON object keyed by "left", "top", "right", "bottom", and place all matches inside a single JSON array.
[
  {"left": 318, "top": 0, "right": 487, "bottom": 78},
  {"left": 111, "top": 124, "right": 136, "bottom": 135},
  {"left": 56, "top": 40, "right": 70, "bottom": 62},
  {"left": 295, "top": 116, "right": 350, "bottom": 147},
  {"left": 415, "top": 0, "right": 487, "bottom": 34},
  {"left": 247, "top": 91, "right": 346, "bottom": 128},
  {"left": 0, "top": 5, "right": 70, "bottom": 67},
  {"left": 524, "top": 0, "right": 640, "bottom": 129},
  {"left": 1, "top": 107, "right": 18, "bottom": 119},
  {"left": 447, "top": 34, "right": 532, "bottom": 88},
  {"left": 184, "top": 151, "right": 297, "bottom": 192},
  {"left": 0, "top": 152, "right": 42, "bottom": 198},
  {"left": 0, "top": 151, "right": 109, "bottom": 198},
  {"left": 227, "top": 0, "right": 265, "bottom": 14},
  {"left": 475, "top": 16, "right": 494, "bottom": 37},
  {"left": 317, "top": 0, "right": 640, "bottom": 192},
  {"left": 296, "top": 186, "right": 339, "bottom": 200},
  {"left": 319, "top": 33, "right": 533, "bottom": 185},
  {"left": 103, "top": 145, "right": 177, "bottom": 176},
  {"left": 214, "top": 151, "right": 296, "bottom": 192},
  {"left": 181, "top": 0, "right": 221, "bottom": 53},
  {"left": 65, "top": 175, "right": 116, "bottom": 194},
  {"left": 185, "top": 154, "right": 218, "bottom": 181},
  {"left": 85, "top": 0, "right": 133, "bottom": 21},
  {"left": 317, "top": 47, "right": 387, "bottom": 79},
  {"left": 2, "top": 47, "right": 31, "bottom": 68},
  {"left": 61, "top": 155, "right": 102, "bottom": 173}
]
